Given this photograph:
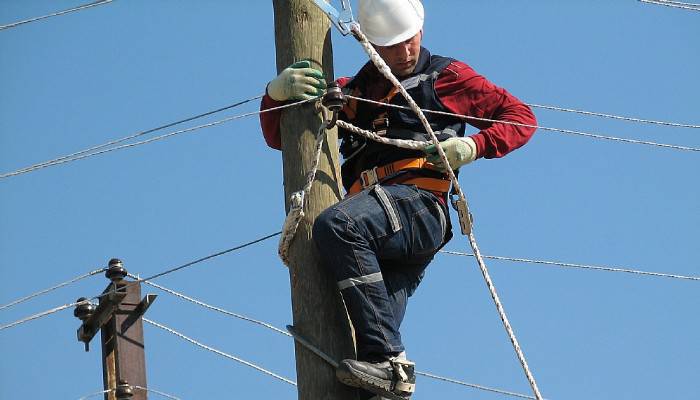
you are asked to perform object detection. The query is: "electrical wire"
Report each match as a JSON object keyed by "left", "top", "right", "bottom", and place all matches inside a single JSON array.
[
  {"left": 129, "top": 274, "right": 292, "bottom": 337},
  {"left": 415, "top": 371, "right": 537, "bottom": 399},
  {"left": 525, "top": 103, "right": 700, "bottom": 129},
  {"left": 346, "top": 95, "right": 700, "bottom": 152},
  {"left": 0, "top": 98, "right": 312, "bottom": 180},
  {"left": 0, "top": 1, "right": 115, "bottom": 31},
  {"left": 0, "top": 268, "right": 105, "bottom": 311},
  {"left": 440, "top": 251, "right": 700, "bottom": 281},
  {"left": 0, "top": 232, "right": 281, "bottom": 332},
  {"left": 77, "top": 386, "right": 181, "bottom": 400},
  {"left": 143, "top": 318, "right": 297, "bottom": 386},
  {"left": 639, "top": 0, "right": 700, "bottom": 11},
  {"left": 8, "top": 95, "right": 263, "bottom": 177}
]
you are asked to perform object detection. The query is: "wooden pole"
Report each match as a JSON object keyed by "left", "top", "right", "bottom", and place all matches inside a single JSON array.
[{"left": 271, "top": 1, "right": 357, "bottom": 399}]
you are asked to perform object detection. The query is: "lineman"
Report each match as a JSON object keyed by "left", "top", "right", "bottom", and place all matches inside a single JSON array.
[{"left": 260, "top": 0, "right": 537, "bottom": 398}]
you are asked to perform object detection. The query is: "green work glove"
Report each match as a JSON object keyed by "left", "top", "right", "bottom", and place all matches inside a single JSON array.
[
  {"left": 266, "top": 60, "right": 327, "bottom": 101},
  {"left": 424, "top": 137, "right": 477, "bottom": 171}
]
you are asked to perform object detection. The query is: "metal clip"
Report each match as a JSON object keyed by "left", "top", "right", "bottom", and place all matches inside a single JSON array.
[
  {"left": 310, "top": 0, "right": 359, "bottom": 36},
  {"left": 451, "top": 195, "right": 473, "bottom": 235},
  {"left": 360, "top": 167, "right": 378, "bottom": 188}
]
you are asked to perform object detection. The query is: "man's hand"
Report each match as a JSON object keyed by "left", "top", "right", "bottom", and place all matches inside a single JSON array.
[
  {"left": 267, "top": 60, "right": 327, "bottom": 101},
  {"left": 424, "top": 137, "right": 477, "bottom": 171}
]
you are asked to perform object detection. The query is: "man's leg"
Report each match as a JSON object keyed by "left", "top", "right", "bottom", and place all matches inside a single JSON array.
[{"left": 313, "top": 184, "right": 448, "bottom": 398}]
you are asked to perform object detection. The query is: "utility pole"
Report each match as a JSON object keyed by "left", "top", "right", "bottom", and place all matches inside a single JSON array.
[
  {"left": 271, "top": 1, "right": 357, "bottom": 399},
  {"left": 74, "top": 259, "right": 156, "bottom": 400}
]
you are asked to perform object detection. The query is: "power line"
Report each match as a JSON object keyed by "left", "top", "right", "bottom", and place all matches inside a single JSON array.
[
  {"left": 130, "top": 274, "right": 291, "bottom": 337},
  {"left": 440, "top": 250, "right": 700, "bottom": 281},
  {"left": 0, "top": 299, "right": 87, "bottom": 331},
  {"left": 78, "top": 386, "right": 181, "bottom": 400},
  {"left": 415, "top": 371, "right": 537, "bottom": 400},
  {"left": 346, "top": 95, "right": 700, "bottom": 153},
  {"left": 0, "top": 98, "right": 311, "bottom": 180},
  {"left": 0, "top": 0, "right": 115, "bottom": 31},
  {"left": 639, "top": 0, "right": 700, "bottom": 11},
  {"left": 143, "top": 318, "right": 297, "bottom": 386},
  {"left": 525, "top": 103, "right": 700, "bottom": 129},
  {"left": 0, "top": 268, "right": 104, "bottom": 311},
  {"left": 0, "top": 232, "right": 281, "bottom": 332},
  {"left": 8, "top": 95, "right": 264, "bottom": 177}
]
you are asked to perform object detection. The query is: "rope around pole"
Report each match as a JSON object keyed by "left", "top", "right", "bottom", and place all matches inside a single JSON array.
[
  {"left": 278, "top": 121, "right": 327, "bottom": 266},
  {"left": 0, "top": 268, "right": 105, "bottom": 311},
  {"left": 144, "top": 318, "right": 297, "bottom": 386},
  {"left": 346, "top": 95, "right": 700, "bottom": 153},
  {"left": 350, "top": 25, "right": 544, "bottom": 400},
  {"left": 0, "top": 0, "right": 115, "bottom": 31}
]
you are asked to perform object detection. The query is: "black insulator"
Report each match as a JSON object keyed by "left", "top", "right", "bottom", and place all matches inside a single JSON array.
[
  {"left": 322, "top": 82, "right": 346, "bottom": 112},
  {"left": 115, "top": 380, "right": 134, "bottom": 400},
  {"left": 105, "top": 258, "right": 127, "bottom": 282},
  {"left": 73, "top": 298, "right": 96, "bottom": 321}
]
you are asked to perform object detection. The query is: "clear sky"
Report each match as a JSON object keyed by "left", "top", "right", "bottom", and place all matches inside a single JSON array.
[{"left": 1, "top": 1, "right": 698, "bottom": 399}]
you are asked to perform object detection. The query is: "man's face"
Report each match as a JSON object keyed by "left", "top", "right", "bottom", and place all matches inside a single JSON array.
[{"left": 374, "top": 31, "right": 422, "bottom": 78}]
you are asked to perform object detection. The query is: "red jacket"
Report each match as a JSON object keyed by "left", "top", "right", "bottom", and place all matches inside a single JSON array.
[{"left": 260, "top": 58, "right": 536, "bottom": 160}]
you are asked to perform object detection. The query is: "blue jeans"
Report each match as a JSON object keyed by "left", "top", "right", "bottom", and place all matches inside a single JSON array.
[{"left": 313, "top": 184, "right": 452, "bottom": 361}]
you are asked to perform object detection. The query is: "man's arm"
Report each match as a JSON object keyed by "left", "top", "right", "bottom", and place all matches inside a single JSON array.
[{"left": 435, "top": 61, "right": 537, "bottom": 159}]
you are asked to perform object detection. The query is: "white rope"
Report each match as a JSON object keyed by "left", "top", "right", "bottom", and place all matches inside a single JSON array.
[
  {"left": 128, "top": 273, "right": 291, "bottom": 337},
  {"left": 525, "top": 103, "right": 700, "bottom": 129},
  {"left": 350, "top": 25, "right": 545, "bottom": 400},
  {"left": 0, "top": 98, "right": 311, "bottom": 180},
  {"left": 0, "top": 268, "right": 104, "bottom": 311},
  {"left": 0, "top": 299, "right": 88, "bottom": 331},
  {"left": 441, "top": 250, "right": 700, "bottom": 281},
  {"left": 336, "top": 120, "right": 428, "bottom": 150},
  {"left": 346, "top": 95, "right": 700, "bottom": 153},
  {"left": 279, "top": 123, "right": 327, "bottom": 266},
  {"left": 639, "top": 0, "right": 700, "bottom": 10},
  {"left": 0, "top": 0, "right": 114, "bottom": 31},
  {"left": 143, "top": 318, "right": 297, "bottom": 386}
]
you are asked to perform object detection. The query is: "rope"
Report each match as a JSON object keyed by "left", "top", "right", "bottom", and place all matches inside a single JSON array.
[
  {"left": 336, "top": 120, "right": 428, "bottom": 150},
  {"left": 0, "top": 98, "right": 312, "bottom": 180},
  {"left": 0, "top": 268, "right": 105, "bottom": 311},
  {"left": 0, "top": 299, "right": 88, "bottom": 331},
  {"left": 639, "top": 0, "right": 700, "bottom": 10},
  {"left": 350, "top": 25, "right": 544, "bottom": 400},
  {"left": 128, "top": 273, "right": 291, "bottom": 337},
  {"left": 441, "top": 250, "right": 700, "bottom": 281},
  {"left": 0, "top": 0, "right": 115, "bottom": 31},
  {"left": 6, "top": 95, "right": 264, "bottom": 178},
  {"left": 278, "top": 122, "right": 327, "bottom": 266},
  {"left": 525, "top": 103, "right": 700, "bottom": 129},
  {"left": 346, "top": 95, "right": 700, "bottom": 153},
  {"left": 143, "top": 318, "right": 297, "bottom": 386}
]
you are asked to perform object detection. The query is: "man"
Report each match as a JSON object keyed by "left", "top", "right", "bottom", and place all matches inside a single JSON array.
[{"left": 260, "top": 1, "right": 536, "bottom": 398}]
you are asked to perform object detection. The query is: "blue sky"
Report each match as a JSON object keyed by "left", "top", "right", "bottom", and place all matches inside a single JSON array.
[{"left": 1, "top": 1, "right": 698, "bottom": 399}]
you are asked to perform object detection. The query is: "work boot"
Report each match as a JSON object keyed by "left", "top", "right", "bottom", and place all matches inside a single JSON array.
[{"left": 336, "top": 356, "right": 416, "bottom": 400}]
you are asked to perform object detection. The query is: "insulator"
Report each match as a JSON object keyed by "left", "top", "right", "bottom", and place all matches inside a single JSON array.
[{"left": 105, "top": 258, "right": 127, "bottom": 282}]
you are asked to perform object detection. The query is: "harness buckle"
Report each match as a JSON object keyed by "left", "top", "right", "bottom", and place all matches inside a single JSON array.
[{"left": 360, "top": 167, "right": 379, "bottom": 189}]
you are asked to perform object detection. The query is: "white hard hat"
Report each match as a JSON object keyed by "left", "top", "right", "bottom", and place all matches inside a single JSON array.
[{"left": 358, "top": 0, "right": 425, "bottom": 47}]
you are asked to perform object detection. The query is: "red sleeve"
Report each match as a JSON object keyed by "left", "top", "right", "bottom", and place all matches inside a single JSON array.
[
  {"left": 259, "top": 77, "right": 353, "bottom": 151},
  {"left": 435, "top": 61, "right": 536, "bottom": 159}
]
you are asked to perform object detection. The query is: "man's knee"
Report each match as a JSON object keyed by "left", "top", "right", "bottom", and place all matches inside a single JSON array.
[{"left": 312, "top": 207, "right": 346, "bottom": 249}]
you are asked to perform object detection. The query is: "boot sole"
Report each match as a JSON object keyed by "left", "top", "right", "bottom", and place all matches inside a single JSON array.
[{"left": 336, "top": 361, "right": 411, "bottom": 400}]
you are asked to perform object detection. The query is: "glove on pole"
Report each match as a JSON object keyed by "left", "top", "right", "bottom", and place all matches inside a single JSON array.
[
  {"left": 424, "top": 137, "right": 477, "bottom": 171},
  {"left": 267, "top": 60, "right": 327, "bottom": 101}
]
